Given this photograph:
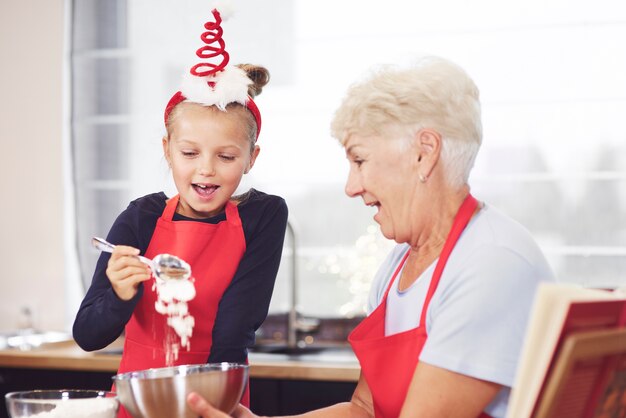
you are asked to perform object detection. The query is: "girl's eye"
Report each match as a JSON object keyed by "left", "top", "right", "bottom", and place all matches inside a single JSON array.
[
  {"left": 219, "top": 154, "right": 236, "bottom": 161},
  {"left": 353, "top": 158, "right": 364, "bottom": 167},
  {"left": 181, "top": 150, "right": 198, "bottom": 157}
]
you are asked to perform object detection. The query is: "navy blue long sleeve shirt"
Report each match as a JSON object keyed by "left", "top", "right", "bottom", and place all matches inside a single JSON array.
[{"left": 73, "top": 188, "right": 288, "bottom": 364}]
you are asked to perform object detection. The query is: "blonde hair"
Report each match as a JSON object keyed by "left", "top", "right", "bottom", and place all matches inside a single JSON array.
[
  {"left": 330, "top": 56, "right": 482, "bottom": 187},
  {"left": 166, "top": 64, "right": 270, "bottom": 152}
]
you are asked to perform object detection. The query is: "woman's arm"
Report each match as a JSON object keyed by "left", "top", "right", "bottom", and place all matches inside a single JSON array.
[
  {"left": 187, "top": 373, "right": 374, "bottom": 418},
  {"left": 186, "top": 360, "right": 500, "bottom": 418},
  {"left": 400, "top": 361, "right": 501, "bottom": 417}
]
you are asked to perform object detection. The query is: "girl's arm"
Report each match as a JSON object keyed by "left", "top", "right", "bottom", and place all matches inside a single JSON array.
[
  {"left": 72, "top": 206, "right": 145, "bottom": 351},
  {"left": 208, "top": 193, "right": 288, "bottom": 363}
]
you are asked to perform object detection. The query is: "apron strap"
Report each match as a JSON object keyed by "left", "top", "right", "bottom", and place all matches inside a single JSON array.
[
  {"left": 382, "top": 250, "right": 411, "bottom": 299},
  {"left": 162, "top": 194, "right": 180, "bottom": 221},
  {"left": 224, "top": 200, "right": 243, "bottom": 227},
  {"left": 419, "top": 194, "right": 478, "bottom": 327}
]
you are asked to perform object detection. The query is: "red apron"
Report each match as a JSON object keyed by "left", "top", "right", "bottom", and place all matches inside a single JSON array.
[
  {"left": 349, "top": 194, "right": 492, "bottom": 418},
  {"left": 116, "top": 196, "right": 249, "bottom": 417}
]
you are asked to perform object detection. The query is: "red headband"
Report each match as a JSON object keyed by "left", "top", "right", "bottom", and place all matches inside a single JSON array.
[
  {"left": 164, "top": 91, "right": 262, "bottom": 140},
  {"left": 163, "top": 8, "right": 262, "bottom": 141}
]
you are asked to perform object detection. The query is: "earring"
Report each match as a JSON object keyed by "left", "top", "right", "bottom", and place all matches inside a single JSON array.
[{"left": 419, "top": 174, "right": 427, "bottom": 183}]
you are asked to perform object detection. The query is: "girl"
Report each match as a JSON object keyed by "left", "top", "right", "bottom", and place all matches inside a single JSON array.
[{"left": 72, "top": 6, "right": 287, "bottom": 414}]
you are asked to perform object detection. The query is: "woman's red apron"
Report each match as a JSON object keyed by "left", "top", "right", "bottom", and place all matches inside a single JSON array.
[
  {"left": 349, "top": 194, "right": 492, "bottom": 418},
  {"left": 116, "top": 196, "right": 249, "bottom": 418}
]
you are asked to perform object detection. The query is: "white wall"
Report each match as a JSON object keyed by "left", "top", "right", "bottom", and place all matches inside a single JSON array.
[{"left": 0, "top": 0, "right": 66, "bottom": 331}]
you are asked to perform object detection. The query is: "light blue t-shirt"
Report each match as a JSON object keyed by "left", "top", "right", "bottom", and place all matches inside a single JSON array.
[{"left": 367, "top": 204, "right": 555, "bottom": 418}]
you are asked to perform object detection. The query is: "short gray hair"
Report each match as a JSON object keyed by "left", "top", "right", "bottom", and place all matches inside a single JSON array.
[{"left": 330, "top": 56, "right": 482, "bottom": 187}]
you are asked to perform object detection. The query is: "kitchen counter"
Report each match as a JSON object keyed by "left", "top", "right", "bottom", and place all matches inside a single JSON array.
[{"left": 0, "top": 340, "right": 360, "bottom": 383}]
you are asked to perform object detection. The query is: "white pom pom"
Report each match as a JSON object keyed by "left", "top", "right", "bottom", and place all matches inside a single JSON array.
[
  {"left": 210, "top": 66, "right": 252, "bottom": 107},
  {"left": 211, "top": 0, "right": 235, "bottom": 20},
  {"left": 180, "top": 66, "right": 251, "bottom": 110}
]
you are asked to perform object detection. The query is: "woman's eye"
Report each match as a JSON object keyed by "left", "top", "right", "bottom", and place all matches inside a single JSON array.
[
  {"left": 353, "top": 158, "right": 364, "bottom": 167},
  {"left": 181, "top": 151, "right": 198, "bottom": 157}
]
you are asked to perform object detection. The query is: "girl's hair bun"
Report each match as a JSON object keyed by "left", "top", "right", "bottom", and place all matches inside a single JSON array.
[{"left": 237, "top": 64, "right": 270, "bottom": 98}]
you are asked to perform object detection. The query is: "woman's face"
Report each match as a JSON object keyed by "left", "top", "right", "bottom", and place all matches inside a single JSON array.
[
  {"left": 163, "top": 104, "right": 259, "bottom": 218},
  {"left": 344, "top": 133, "right": 419, "bottom": 242}
]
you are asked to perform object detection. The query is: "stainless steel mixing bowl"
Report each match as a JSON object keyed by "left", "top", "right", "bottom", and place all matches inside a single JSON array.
[
  {"left": 5, "top": 389, "right": 118, "bottom": 418},
  {"left": 112, "top": 363, "right": 248, "bottom": 418}
]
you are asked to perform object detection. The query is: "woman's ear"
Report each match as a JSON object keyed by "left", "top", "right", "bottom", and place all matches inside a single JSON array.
[
  {"left": 245, "top": 145, "right": 261, "bottom": 174},
  {"left": 417, "top": 129, "right": 442, "bottom": 179}
]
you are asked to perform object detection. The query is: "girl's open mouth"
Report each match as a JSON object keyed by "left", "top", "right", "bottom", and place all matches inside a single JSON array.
[{"left": 192, "top": 183, "right": 219, "bottom": 198}]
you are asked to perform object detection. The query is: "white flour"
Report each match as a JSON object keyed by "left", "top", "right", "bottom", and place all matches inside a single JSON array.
[
  {"left": 15, "top": 397, "right": 118, "bottom": 418},
  {"left": 153, "top": 276, "right": 196, "bottom": 364}
]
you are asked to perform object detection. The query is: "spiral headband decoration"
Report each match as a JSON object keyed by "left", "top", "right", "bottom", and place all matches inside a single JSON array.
[
  {"left": 164, "top": 7, "right": 262, "bottom": 140},
  {"left": 191, "top": 9, "right": 229, "bottom": 76}
]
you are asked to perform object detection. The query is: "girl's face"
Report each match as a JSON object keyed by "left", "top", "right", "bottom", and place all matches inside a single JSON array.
[{"left": 163, "top": 103, "right": 259, "bottom": 218}]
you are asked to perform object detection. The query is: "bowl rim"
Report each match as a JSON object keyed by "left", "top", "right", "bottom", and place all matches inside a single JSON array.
[
  {"left": 111, "top": 362, "right": 249, "bottom": 382},
  {"left": 5, "top": 389, "right": 117, "bottom": 400}
]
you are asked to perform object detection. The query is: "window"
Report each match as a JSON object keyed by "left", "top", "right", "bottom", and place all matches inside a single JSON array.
[
  {"left": 71, "top": 0, "right": 132, "bottom": 288},
  {"left": 70, "top": 0, "right": 626, "bottom": 319}
]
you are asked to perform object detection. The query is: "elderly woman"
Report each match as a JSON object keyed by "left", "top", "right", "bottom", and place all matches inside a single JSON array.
[{"left": 188, "top": 56, "right": 555, "bottom": 418}]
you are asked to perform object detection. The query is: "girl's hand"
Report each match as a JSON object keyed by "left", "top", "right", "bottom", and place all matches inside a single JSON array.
[
  {"left": 106, "top": 245, "right": 152, "bottom": 301},
  {"left": 187, "top": 393, "right": 257, "bottom": 418}
]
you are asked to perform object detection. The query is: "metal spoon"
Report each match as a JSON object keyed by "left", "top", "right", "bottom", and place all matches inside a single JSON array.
[{"left": 91, "top": 237, "right": 191, "bottom": 282}]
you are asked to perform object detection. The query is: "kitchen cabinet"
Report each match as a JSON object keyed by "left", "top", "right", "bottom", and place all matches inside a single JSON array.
[
  {"left": 250, "top": 378, "right": 357, "bottom": 415},
  {"left": 0, "top": 341, "right": 360, "bottom": 417},
  {"left": 0, "top": 367, "right": 356, "bottom": 418},
  {"left": 0, "top": 367, "right": 114, "bottom": 418}
]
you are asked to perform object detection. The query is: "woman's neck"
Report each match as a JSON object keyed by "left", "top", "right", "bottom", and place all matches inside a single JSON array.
[
  {"left": 408, "top": 185, "right": 470, "bottom": 259},
  {"left": 398, "top": 185, "right": 473, "bottom": 290}
]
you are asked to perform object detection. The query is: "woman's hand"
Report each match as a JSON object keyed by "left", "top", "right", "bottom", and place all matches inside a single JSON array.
[
  {"left": 106, "top": 245, "right": 151, "bottom": 301},
  {"left": 187, "top": 393, "right": 256, "bottom": 418}
]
